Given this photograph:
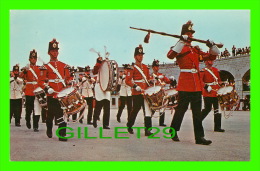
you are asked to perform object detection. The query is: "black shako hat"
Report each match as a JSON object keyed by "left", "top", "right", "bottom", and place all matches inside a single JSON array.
[
  {"left": 29, "top": 49, "right": 37, "bottom": 59},
  {"left": 134, "top": 44, "right": 145, "bottom": 56},
  {"left": 181, "top": 20, "right": 195, "bottom": 35},
  {"left": 152, "top": 59, "right": 159, "bottom": 67},
  {"left": 48, "top": 38, "right": 59, "bottom": 52}
]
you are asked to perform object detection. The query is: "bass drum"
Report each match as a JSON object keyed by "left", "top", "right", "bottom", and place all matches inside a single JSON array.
[{"left": 99, "top": 60, "right": 119, "bottom": 91}]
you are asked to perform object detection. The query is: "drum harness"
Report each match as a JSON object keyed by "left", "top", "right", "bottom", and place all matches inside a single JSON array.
[
  {"left": 46, "top": 62, "right": 66, "bottom": 87},
  {"left": 26, "top": 67, "right": 38, "bottom": 85}
]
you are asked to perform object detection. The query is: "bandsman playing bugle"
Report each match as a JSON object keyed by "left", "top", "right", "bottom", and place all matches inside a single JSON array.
[{"left": 167, "top": 21, "right": 220, "bottom": 145}]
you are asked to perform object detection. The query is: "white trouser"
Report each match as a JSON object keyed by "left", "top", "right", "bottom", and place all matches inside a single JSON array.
[
  {"left": 34, "top": 98, "right": 42, "bottom": 116},
  {"left": 144, "top": 99, "right": 152, "bottom": 117}
]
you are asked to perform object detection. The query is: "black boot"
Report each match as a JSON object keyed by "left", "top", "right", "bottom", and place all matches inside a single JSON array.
[
  {"left": 144, "top": 116, "right": 153, "bottom": 136},
  {"left": 159, "top": 112, "right": 166, "bottom": 126},
  {"left": 46, "top": 128, "right": 52, "bottom": 138},
  {"left": 116, "top": 115, "right": 121, "bottom": 123},
  {"left": 214, "top": 113, "right": 225, "bottom": 132},
  {"left": 46, "top": 121, "right": 53, "bottom": 138},
  {"left": 170, "top": 129, "right": 179, "bottom": 141},
  {"left": 58, "top": 122, "right": 68, "bottom": 142},
  {"left": 33, "top": 115, "right": 40, "bottom": 131},
  {"left": 26, "top": 121, "right": 31, "bottom": 129},
  {"left": 195, "top": 137, "right": 212, "bottom": 145},
  {"left": 93, "top": 119, "right": 97, "bottom": 128}
]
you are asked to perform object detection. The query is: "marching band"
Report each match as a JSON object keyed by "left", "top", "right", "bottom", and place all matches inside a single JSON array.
[{"left": 10, "top": 21, "right": 240, "bottom": 145}]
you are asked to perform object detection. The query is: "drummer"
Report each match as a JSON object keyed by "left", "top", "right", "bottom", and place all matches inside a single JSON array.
[
  {"left": 39, "top": 38, "right": 71, "bottom": 141},
  {"left": 167, "top": 20, "right": 220, "bottom": 145},
  {"left": 92, "top": 56, "right": 111, "bottom": 129},
  {"left": 151, "top": 59, "right": 173, "bottom": 127},
  {"left": 125, "top": 44, "right": 154, "bottom": 136},
  {"left": 20, "top": 49, "right": 43, "bottom": 132},
  {"left": 201, "top": 60, "right": 225, "bottom": 132}
]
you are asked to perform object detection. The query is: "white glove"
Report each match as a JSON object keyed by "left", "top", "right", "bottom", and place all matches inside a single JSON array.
[
  {"left": 48, "top": 88, "right": 55, "bottom": 94},
  {"left": 158, "top": 75, "right": 164, "bottom": 79},
  {"left": 135, "top": 86, "right": 142, "bottom": 92},
  {"left": 209, "top": 45, "right": 220, "bottom": 55},
  {"left": 122, "top": 75, "right": 126, "bottom": 79},
  {"left": 182, "top": 35, "right": 189, "bottom": 41},
  {"left": 172, "top": 40, "right": 185, "bottom": 53},
  {"left": 169, "top": 76, "right": 175, "bottom": 80},
  {"left": 207, "top": 86, "right": 212, "bottom": 92}
]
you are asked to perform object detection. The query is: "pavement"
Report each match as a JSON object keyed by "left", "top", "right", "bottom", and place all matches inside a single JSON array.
[{"left": 10, "top": 108, "right": 250, "bottom": 161}]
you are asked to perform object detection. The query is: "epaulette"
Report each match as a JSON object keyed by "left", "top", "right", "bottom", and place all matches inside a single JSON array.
[{"left": 39, "top": 65, "right": 47, "bottom": 70}]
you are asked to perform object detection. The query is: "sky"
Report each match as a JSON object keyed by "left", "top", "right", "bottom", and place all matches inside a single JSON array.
[{"left": 10, "top": 10, "right": 250, "bottom": 70}]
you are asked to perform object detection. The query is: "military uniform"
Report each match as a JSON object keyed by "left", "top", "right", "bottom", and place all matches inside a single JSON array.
[
  {"left": 20, "top": 50, "right": 43, "bottom": 132},
  {"left": 167, "top": 21, "right": 219, "bottom": 145},
  {"left": 116, "top": 64, "right": 132, "bottom": 123},
  {"left": 151, "top": 60, "right": 172, "bottom": 126},
  {"left": 125, "top": 45, "right": 153, "bottom": 136},
  {"left": 38, "top": 38, "right": 71, "bottom": 141},
  {"left": 92, "top": 59, "right": 111, "bottom": 129},
  {"left": 10, "top": 65, "right": 23, "bottom": 126},
  {"left": 201, "top": 64, "right": 225, "bottom": 132},
  {"left": 76, "top": 66, "right": 95, "bottom": 124}
]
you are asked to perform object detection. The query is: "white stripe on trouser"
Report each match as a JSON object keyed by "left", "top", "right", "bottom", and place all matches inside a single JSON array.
[
  {"left": 57, "top": 117, "right": 65, "bottom": 125},
  {"left": 144, "top": 99, "right": 152, "bottom": 117},
  {"left": 34, "top": 98, "right": 42, "bottom": 116}
]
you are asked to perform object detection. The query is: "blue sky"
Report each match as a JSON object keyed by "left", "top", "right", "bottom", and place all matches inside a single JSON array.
[{"left": 10, "top": 10, "right": 250, "bottom": 70}]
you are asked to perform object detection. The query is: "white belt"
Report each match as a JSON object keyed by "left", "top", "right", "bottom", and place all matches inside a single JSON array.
[
  {"left": 49, "top": 79, "right": 65, "bottom": 83},
  {"left": 26, "top": 81, "right": 37, "bottom": 85},
  {"left": 180, "top": 68, "right": 198, "bottom": 73},
  {"left": 205, "top": 82, "right": 218, "bottom": 85},
  {"left": 134, "top": 79, "right": 145, "bottom": 83}
]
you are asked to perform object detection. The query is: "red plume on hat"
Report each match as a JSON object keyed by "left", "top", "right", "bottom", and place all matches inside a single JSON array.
[{"left": 48, "top": 38, "right": 59, "bottom": 52}]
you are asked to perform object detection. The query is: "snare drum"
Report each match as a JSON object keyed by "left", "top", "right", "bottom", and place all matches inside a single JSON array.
[
  {"left": 143, "top": 86, "right": 168, "bottom": 111},
  {"left": 217, "top": 86, "right": 239, "bottom": 110},
  {"left": 165, "top": 88, "right": 178, "bottom": 97},
  {"left": 165, "top": 88, "right": 178, "bottom": 107},
  {"left": 33, "top": 87, "right": 47, "bottom": 109},
  {"left": 55, "top": 87, "right": 86, "bottom": 115},
  {"left": 99, "top": 60, "right": 119, "bottom": 91}
]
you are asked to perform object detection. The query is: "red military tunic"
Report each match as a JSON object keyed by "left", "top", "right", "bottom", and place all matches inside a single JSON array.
[
  {"left": 201, "top": 67, "right": 221, "bottom": 97},
  {"left": 151, "top": 72, "right": 171, "bottom": 85},
  {"left": 172, "top": 45, "right": 217, "bottom": 92},
  {"left": 21, "top": 65, "right": 43, "bottom": 96},
  {"left": 125, "top": 64, "right": 150, "bottom": 95},
  {"left": 39, "top": 60, "right": 70, "bottom": 97}
]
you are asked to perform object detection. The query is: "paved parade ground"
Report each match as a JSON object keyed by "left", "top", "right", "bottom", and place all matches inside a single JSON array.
[{"left": 10, "top": 108, "right": 250, "bottom": 161}]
